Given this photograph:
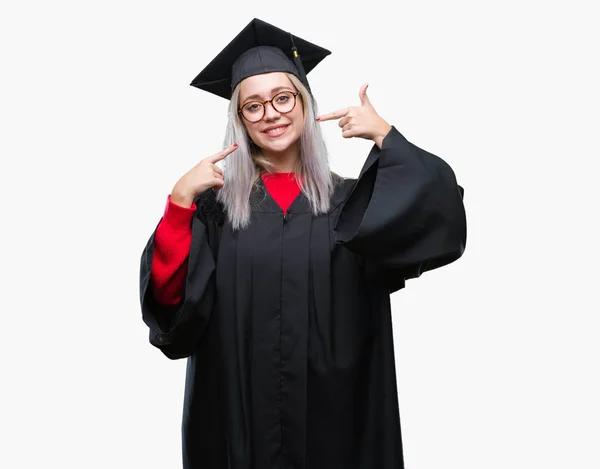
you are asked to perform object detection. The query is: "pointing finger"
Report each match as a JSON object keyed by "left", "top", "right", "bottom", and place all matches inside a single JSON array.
[
  {"left": 316, "top": 108, "right": 350, "bottom": 122},
  {"left": 209, "top": 143, "right": 238, "bottom": 163}
]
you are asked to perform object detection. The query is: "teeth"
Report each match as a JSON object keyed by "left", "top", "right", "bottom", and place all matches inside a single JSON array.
[{"left": 265, "top": 126, "right": 287, "bottom": 134}]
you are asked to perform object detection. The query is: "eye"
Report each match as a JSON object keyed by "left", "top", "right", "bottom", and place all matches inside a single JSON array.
[
  {"left": 245, "top": 102, "right": 261, "bottom": 113},
  {"left": 276, "top": 94, "right": 291, "bottom": 103}
]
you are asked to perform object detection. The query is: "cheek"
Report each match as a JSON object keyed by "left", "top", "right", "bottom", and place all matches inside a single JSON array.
[
  {"left": 245, "top": 124, "right": 261, "bottom": 143},
  {"left": 292, "top": 109, "right": 305, "bottom": 133}
]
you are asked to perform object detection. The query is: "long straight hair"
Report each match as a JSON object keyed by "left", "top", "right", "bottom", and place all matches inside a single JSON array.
[{"left": 216, "top": 73, "right": 334, "bottom": 230}]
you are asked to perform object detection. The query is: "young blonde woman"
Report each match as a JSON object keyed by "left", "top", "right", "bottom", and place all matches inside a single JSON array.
[{"left": 139, "top": 18, "right": 467, "bottom": 469}]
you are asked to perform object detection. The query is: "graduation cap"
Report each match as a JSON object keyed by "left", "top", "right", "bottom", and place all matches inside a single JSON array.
[{"left": 190, "top": 18, "right": 331, "bottom": 100}]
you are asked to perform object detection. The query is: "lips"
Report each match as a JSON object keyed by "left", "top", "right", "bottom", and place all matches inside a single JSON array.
[{"left": 263, "top": 124, "right": 290, "bottom": 137}]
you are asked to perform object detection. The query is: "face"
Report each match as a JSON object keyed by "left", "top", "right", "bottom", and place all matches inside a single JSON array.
[{"left": 238, "top": 72, "right": 304, "bottom": 154}]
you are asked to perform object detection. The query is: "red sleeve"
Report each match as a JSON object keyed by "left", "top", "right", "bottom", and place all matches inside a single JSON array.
[{"left": 150, "top": 195, "right": 196, "bottom": 305}]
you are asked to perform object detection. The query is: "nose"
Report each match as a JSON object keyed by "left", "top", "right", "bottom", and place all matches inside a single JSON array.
[{"left": 263, "top": 101, "right": 280, "bottom": 121}]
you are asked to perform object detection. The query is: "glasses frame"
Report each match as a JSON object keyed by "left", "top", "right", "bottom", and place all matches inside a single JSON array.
[{"left": 238, "top": 90, "right": 300, "bottom": 123}]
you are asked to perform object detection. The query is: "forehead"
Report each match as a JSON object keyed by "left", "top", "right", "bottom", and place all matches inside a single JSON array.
[{"left": 239, "top": 72, "right": 295, "bottom": 101}]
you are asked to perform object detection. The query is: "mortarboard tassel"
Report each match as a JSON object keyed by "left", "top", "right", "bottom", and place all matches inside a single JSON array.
[{"left": 289, "top": 33, "right": 311, "bottom": 92}]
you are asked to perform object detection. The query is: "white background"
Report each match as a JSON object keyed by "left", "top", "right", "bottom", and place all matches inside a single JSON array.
[{"left": 1, "top": 0, "right": 599, "bottom": 468}]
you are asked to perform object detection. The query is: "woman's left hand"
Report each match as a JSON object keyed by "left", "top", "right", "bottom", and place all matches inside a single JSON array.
[{"left": 316, "top": 83, "right": 392, "bottom": 149}]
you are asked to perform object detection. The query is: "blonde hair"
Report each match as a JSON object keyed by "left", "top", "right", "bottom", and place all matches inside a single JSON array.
[{"left": 216, "top": 73, "right": 333, "bottom": 230}]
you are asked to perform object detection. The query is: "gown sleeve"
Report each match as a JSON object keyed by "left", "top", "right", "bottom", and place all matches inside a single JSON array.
[
  {"left": 139, "top": 192, "right": 219, "bottom": 359},
  {"left": 334, "top": 126, "right": 467, "bottom": 292}
]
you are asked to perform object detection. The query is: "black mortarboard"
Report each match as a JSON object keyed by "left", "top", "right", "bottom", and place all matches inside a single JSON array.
[{"left": 190, "top": 18, "right": 331, "bottom": 100}]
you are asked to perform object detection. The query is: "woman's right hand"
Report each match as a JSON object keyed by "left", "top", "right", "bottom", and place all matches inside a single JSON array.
[{"left": 170, "top": 143, "right": 238, "bottom": 207}]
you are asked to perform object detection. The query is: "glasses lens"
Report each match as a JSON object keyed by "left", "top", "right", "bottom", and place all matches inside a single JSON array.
[
  {"left": 240, "top": 92, "right": 296, "bottom": 122},
  {"left": 242, "top": 101, "right": 264, "bottom": 122},
  {"left": 272, "top": 92, "right": 296, "bottom": 113}
]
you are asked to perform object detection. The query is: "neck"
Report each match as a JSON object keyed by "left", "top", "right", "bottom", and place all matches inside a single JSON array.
[{"left": 262, "top": 141, "right": 300, "bottom": 173}]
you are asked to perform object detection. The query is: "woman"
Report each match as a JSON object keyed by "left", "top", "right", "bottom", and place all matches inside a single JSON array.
[{"left": 139, "top": 18, "right": 466, "bottom": 469}]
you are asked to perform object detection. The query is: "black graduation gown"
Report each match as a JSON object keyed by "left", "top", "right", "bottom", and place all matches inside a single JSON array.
[{"left": 139, "top": 126, "right": 466, "bottom": 469}]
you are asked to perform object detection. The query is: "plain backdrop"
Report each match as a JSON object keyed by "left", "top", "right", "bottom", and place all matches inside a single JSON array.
[{"left": 1, "top": 1, "right": 599, "bottom": 468}]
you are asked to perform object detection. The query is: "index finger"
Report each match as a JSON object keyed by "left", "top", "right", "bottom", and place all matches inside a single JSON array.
[
  {"left": 317, "top": 108, "right": 350, "bottom": 122},
  {"left": 209, "top": 143, "right": 238, "bottom": 163}
]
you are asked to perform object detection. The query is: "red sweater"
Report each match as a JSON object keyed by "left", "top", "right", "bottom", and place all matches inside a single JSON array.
[{"left": 150, "top": 172, "right": 301, "bottom": 305}]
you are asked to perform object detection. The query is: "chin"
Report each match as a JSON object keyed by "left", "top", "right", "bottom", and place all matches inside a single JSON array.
[
  {"left": 262, "top": 139, "right": 293, "bottom": 153},
  {"left": 258, "top": 132, "right": 300, "bottom": 154}
]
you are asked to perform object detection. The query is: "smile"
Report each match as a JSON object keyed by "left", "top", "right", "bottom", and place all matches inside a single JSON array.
[{"left": 263, "top": 124, "right": 289, "bottom": 138}]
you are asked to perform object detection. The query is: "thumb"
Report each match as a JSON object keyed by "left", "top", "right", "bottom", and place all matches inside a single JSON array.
[{"left": 359, "top": 83, "right": 372, "bottom": 107}]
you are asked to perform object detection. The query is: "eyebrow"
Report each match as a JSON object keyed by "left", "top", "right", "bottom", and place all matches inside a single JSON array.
[{"left": 241, "top": 86, "right": 295, "bottom": 103}]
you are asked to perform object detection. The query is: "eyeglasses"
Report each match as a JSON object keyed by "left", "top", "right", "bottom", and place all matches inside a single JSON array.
[{"left": 238, "top": 91, "right": 300, "bottom": 123}]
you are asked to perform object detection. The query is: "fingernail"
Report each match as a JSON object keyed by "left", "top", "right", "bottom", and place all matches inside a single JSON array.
[
  {"left": 233, "top": 143, "right": 238, "bottom": 148},
  {"left": 315, "top": 116, "right": 321, "bottom": 121}
]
